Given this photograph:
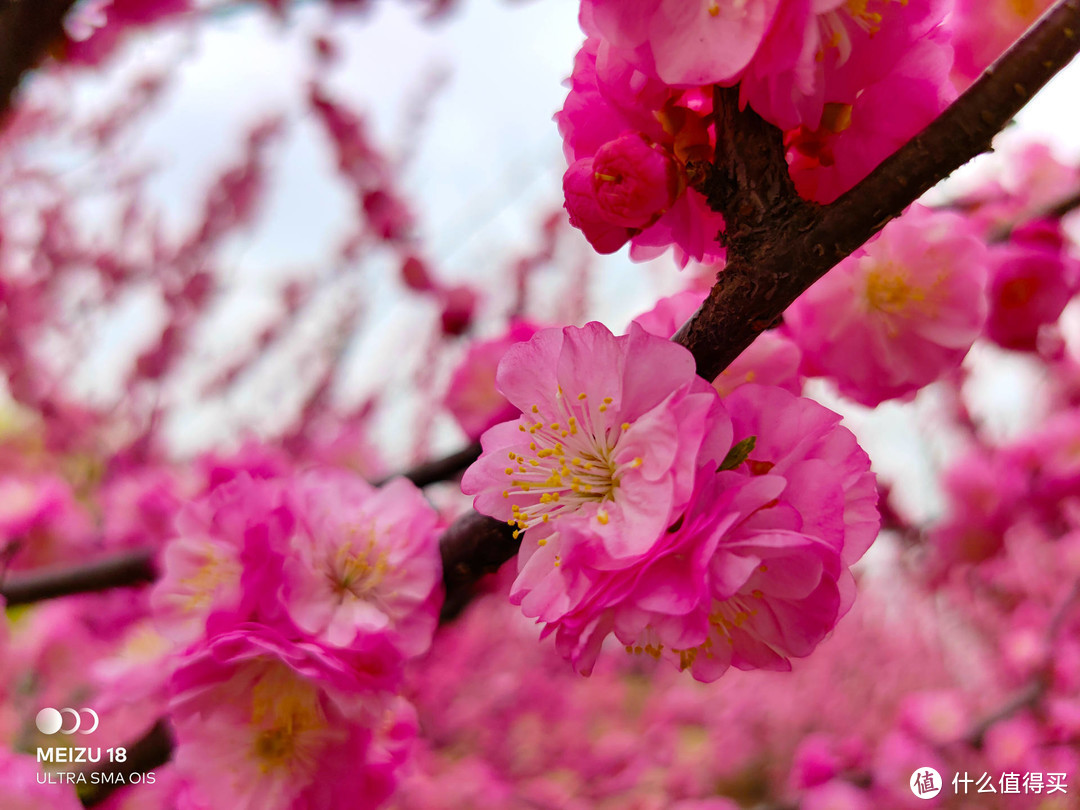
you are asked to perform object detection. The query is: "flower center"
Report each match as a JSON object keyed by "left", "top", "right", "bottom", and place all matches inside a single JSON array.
[
  {"left": 327, "top": 529, "right": 389, "bottom": 600},
  {"left": 503, "top": 389, "right": 642, "bottom": 536},
  {"left": 249, "top": 666, "right": 326, "bottom": 775},
  {"left": 863, "top": 262, "right": 927, "bottom": 316}
]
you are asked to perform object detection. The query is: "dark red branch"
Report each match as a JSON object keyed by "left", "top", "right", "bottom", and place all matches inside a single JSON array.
[
  {"left": 0, "top": 549, "right": 157, "bottom": 606},
  {"left": 0, "top": 0, "right": 77, "bottom": 123}
]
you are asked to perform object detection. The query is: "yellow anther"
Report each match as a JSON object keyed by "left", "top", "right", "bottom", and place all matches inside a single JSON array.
[
  {"left": 597, "top": 510, "right": 609, "bottom": 525},
  {"left": 531, "top": 405, "right": 539, "bottom": 413},
  {"left": 578, "top": 392, "right": 587, "bottom": 400},
  {"left": 621, "top": 422, "right": 631, "bottom": 431}
]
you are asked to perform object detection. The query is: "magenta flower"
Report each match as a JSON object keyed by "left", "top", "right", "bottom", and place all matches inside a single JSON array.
[
  {"left": 169, "top": 626, "right": 411, "bottom": 810},
  {"left": 462, "top": 321, "right": 731, "bottom": 564},
  {"left": 281, "top": 472, "right": 442, "bottom": 657},
  {"left": 784, "top": 204, "right": 988, "bottom": 406},
  {"left": 557, "top": 37, "right": 725, "bottom": 265},
  {"left": 590, "top": 133, "right": 683, "bottom": 228},
  {"left": 985, "top": 221, "right": 1080, "bottom": 351},
  {"left": 0, "top": 748, "right": 83, "bottom": 810}
]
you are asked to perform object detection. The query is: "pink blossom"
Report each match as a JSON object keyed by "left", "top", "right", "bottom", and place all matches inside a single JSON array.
[
  {"left": 169, "top": 626, "right": 412, "bottom": 810},
  {"left": 985, "top": 221, "right": 1080, "bottom": 351},
  {"left": 505, "top": 382, "right": 875, "bottom": 680},
  {"left": 784, "top": 204, "right": 988, "bottom": 405},
  {"left": 582, "top": 0, "right": 781, "bottom": 87},
  {"left": 557, "top": 38, "right": 725, "bottom": 265},
  {"left": 590, "top": 133, "right": 683, "bottom": 228},
  {"left": 462, "top": 321, "right": 730, "bottom": 565},
  {"left": 742, "top": 0, "right": 950, "bottom": 133},
  {"left": 281, "top": 472, "right": 442, "bottom": 657},
  {"left": 951, "top": 0, "right": 1056, "bottom": 87},
  {"left": 801, "top": 780, "right": 872, "bottom": 810},
  {"left": 0, "top": 748, "right": 83, "bottom": 810},
  {"left": 444, "top": 321, "right": 542, "bottom": 440},
  {"left": 150, "top": 475, "right": 291, "bottom": 645},
  {"left": 787, "top": 29, "right": 957, "bottom": 204},
  {"left": 563, "top": 158, "right": 637, "bottom": 254}
]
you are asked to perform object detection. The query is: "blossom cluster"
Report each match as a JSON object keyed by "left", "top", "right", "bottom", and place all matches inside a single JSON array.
[
  {"left": 463, "top": 321, "right": 878, "bottom": 679},
  {"left": 560, "top": 0, "right": 960, "bottom": 260},
  {"left": 151, "top": 468, "right": 443, "bottom": 809}
]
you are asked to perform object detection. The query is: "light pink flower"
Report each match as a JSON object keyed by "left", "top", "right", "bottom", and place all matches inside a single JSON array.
[
  {"left": 150, "top": 475, "right": 291, "bottom": 645},
  {"left": 462, "top": 321, "right": 731, "bottom": 565},
  {"left": 169, "top": 626, "right": 411, "bottom": 810},
  {"left": 784, "top": 204, "right": 988, "bottom": 405},
  {"left": 282, "top": 472, "right": 442, "bottom": 657}
]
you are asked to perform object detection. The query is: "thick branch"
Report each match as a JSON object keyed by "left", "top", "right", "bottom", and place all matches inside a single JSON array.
[
  {"left": 676, "top": 0, "right": 1080, "bottom": 380},
  {"left": 0, "top": 0, "right": 77, "bottom": 122},
  {"left": 438, "top": 510, "right": 519, "bottom": 622},
  {"left": 0, "top": 549, "right": 156, "bottom": 605}
]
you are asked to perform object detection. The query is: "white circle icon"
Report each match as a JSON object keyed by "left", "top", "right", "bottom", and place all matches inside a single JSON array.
[
  {"left": 35, "top": 708, "right": 63, "bottom": 735},
  {"left": 911, "top": 767, "right": 942, "bottom": 799},
  {"left": 34, "top": 707, "right": 99, "bottom": 735}
]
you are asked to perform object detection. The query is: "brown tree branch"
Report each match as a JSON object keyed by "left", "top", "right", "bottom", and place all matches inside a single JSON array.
[
  {"left": 0, "top": 0, "right": 77, "bottom": 123},
  {"left": 0, "top": 548, "right": 157, "bottom": 606}
]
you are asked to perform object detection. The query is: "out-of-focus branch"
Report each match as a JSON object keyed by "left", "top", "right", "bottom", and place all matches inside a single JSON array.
[
  {"left": 966, "top": 578, "right": 1080, "bottom": 749},
  {"left": 0, "top": 0, "right": 77, "bottom": 123},
  {"left": 676, "top": 0, "right": 1080, "bottom": 381},
  {"left": 375, "top": 440, "right": 482, "bottom": 489},
  {"left": 78, "top": 720, "right": 174, "bottom": 807},
  {"left": 0, "top": 548, "right": 156, "bottom": 606},
  {"left": 988, "top": 186, "right": 1080, "bottom": 242}
]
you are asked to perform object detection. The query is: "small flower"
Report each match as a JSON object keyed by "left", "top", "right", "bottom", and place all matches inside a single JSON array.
[{"left": 784, "top": 204, "right": 987, "bottom": 406}]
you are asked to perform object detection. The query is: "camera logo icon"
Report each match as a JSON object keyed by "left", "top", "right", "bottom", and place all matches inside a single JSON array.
[{"left": 35, "top": 707, "right": 99, "bottom": 735}]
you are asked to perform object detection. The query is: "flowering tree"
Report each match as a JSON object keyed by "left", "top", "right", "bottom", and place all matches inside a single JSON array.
[{"left": 2, "top": 0, "right": 1080, "bottom": 808}]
